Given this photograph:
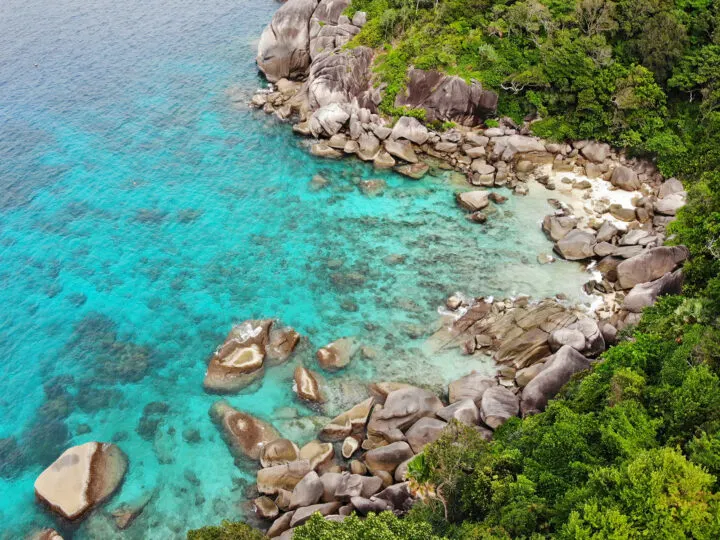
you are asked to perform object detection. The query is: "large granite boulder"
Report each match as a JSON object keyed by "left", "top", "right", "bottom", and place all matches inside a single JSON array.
[
  {"left": 34, "top": 442, "right": 127, "bottom": 521},
  {"left": 210, "top": 401, "right": 280, "bottom": 461},
  {"left": 480, "top": 386, "right": 520, "bottom": 430},
  {"left": 495, "top": 328, "right": 551, "bottom": 370},
  {"left": 204, "top": 319, "right": 272, "bottom": 393},
  {"left": 456, "top": 190, "right": 490, "bottom": 212},
  {"left": 448, "top": 372, "right": 496, "bottom": 405},
  {"left": 548, "top": 328, "right": 586, "bottom": 353},
  {"left": 289, "top": 471, "right": 324, "bottom": 509},
  {"left": 390, "top": 116, "right": 429, "bottom": 145},
  {"left": 654, "top": 192, "right": 685, "bottom": 216},
  {"left": 569, "top": 318, "right": 606, "bottom": 357},
  {"left": 299, "top": 440, "right": 335, "bottom": 470},
  {"left": 542, "top": 215, "right": 578, "bottom": 241},
  {"left": 261, "top": 439, "right": 301, "bottom": 468},
  {"left": 521, "top": 346, "right": 590, "bottom": 416},
  {"left": 405, "top": 417, "right": 447, "bottom": 453},
  {"left": 616, "top": 246, "right": 689, "bottom": 289},
  {"left": 622, "top": 270, "right": 684, "bottom": 313},
  {"left": 257, "top": 459, "right": 313, "bottom": 494},
  {"left": 658, "top": 177, "right": 684, "bottom": 198},
  {"left": 363, "top": 441, "right": 414, "bottom": 475},
  {"left": 320, "top": 397, "right": 374, "bottom": 441},
  {"left": 257, "top": 0, "right": 320, "bottom": 82},
  {"left": 581, "top": 142, "right": 610, "bottom": 163},
  {"left": 309, "top": 103, "right": 350, "bottom": 137},
  {"left": 436, "top": 399, "right": 480, "bottom": 426},
  {"left": 306, "top": 47, "right": 375, "bottom": 110},
  {"left": 384, "top": 139, "right": 418, "bottom": 163},
  {"left": 394, "top": 69, "right": 497, "bottom": 126},
  {"left": 610, "top": 165, "right": 641, "bottom": 191},
  {"left": 554, "top": 229, "right": 596, "bottom": 260},
  {"left": 375, "top": 481, "right": 415, "bottom": 512},
  {"left": 367, "top": 386, "right": 443, "bottom": 442},
  {"left": 308, "top": 0, "right": 353, "bottom": 54},
  {"left": 291, "top": 502, "right": 342, "bottom": 527},
  {"left": 317, "top": 337, "right": 357, "bottom": 370},
  {"left": 294, "top": 366, "right": 326, "bottom": 403},
  {"left": 266, "top": 326, "right": 301, "bottom": 365}
]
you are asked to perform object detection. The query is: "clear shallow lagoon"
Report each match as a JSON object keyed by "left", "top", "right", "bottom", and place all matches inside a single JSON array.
[{"left": 0, "top": 0, "right": 591, "bottom": 537}]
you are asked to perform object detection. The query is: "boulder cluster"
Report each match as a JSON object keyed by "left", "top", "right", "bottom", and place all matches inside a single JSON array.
[
  {"left": 237, "top": 380, "right": 523, "bottom": 538},
  {"left": 204, "top": 319, "right": 300, "bottom": 393}
]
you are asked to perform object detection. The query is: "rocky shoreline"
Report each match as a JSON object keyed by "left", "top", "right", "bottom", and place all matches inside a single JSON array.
[{"left": 27, "top": 1, "right": 691, "bottom": 537}]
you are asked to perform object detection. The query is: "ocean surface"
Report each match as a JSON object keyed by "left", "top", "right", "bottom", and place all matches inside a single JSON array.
[{"left": 0, "top": 0, "right": 592, "bottom": 537}]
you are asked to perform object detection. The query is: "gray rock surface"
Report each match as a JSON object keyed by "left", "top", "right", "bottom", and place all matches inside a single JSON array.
[
  {"left": 554, "top": 229, "right": 596, "bottom": 260},
  {"left": 622, "top": 270, "right": 684, "bottom": 313},
  {"left": 257, "top": 0, "right": 320, "bottom": 82},
  {"left": 394, "top": 68, "right": 497, "bottom": 126},
  {"left": 480, "top": 386, "right": 520, "bottom": 430},
  {"left": 521, "top": 346, "right": 590, "bottom": 416},
  {"left": 405, "top": 417, "right": 447, "bottom": 453},
  {"left": 616, "top": 246, "right": 689, "bottom": 289},
  {"left": 367, "top": 386, "right": 443, "bottom": 442}
]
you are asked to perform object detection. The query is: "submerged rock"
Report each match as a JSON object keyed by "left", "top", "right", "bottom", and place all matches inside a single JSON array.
[
  {"left": 34, "top": 442, "right": 128, "bottom": 521},
  {"left": 317, "top": 337, "right": 357, "bottom": 370},
  {"left": 456, "top": 190, "right": 489, "bottom": 212}
]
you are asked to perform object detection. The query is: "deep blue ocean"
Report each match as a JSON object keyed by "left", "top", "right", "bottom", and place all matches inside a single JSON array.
[{"left": 0, "top": 0, "right": 591, "bottom": 537}]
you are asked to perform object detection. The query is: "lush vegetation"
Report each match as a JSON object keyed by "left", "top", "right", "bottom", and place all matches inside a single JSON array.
[
  {"left": 345, "top": 0, "right": 720, "bottom": 176},
  {"left": 189, "top": 1, "right": 720, "bottom": 538},
  {"left": 187, "top": 520, "right": 265, "bottom": 540}
]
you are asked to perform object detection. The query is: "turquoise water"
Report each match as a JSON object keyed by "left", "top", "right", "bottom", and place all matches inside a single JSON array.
[{"left": 0, "top": 0, "right": 591, "bottom": 537}]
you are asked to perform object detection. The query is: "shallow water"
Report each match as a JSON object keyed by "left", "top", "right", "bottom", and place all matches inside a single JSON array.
[{"left": 0, "top": 0, "right": 592, "bottom": 537}]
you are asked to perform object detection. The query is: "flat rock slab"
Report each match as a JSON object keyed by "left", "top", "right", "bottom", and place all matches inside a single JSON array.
[{"left": 35, "top": 442, "right": 128, "bottom": 521}]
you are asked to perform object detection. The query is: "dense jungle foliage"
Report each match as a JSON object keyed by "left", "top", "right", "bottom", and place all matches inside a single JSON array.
[{"left": 189, "top": 0, "right": 720, "bottom": 538}]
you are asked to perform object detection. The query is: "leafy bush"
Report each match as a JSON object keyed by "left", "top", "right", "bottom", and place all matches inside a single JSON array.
[
  {"left": 187, "top": 521, "right": 264, "bottom": 540},
  {"left": 293, "top": 511, "right": 444, "bottom": 539}
]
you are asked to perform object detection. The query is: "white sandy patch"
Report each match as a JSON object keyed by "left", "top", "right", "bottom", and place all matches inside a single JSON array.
[{"left": 547, "top": 171, "right": 643, "bottom": 230}]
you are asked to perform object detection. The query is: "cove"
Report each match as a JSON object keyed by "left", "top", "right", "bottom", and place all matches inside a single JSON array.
[{"left": 0, "top": 0, "right": 591, "bottom": 537}]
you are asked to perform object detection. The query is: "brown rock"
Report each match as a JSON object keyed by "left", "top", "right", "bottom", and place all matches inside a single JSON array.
[
  {"left": 405, "top": 417, "right": 447, "bottom": 453},
  {"left": 260, "top": 439, "right": 300, "bottom": 468},
  {"left": 320, "top": 397, "right": 374, "bottom": 441},
  {"left": 448, "top": 372, "right": 496, "bottom": 405},
  {"left": 257, "top": 460, "right": 313, "bottom": 494},
  {"left": 367, "top": 386, "right": 443, "bottom": 442},
  {"left": 204, "top": 319, "right": 273, "bottom": 392},
  {"left": 480, "top": 386, "right": 520, "bottom": 430},
  {"left": 317, "top": 338, "right": 357, "bottom": 371},
  {"left": 210, "top": 401, "right": 280, "bottom": 461},
  {"left": 294, "top": 366, "right": 326, "bottom": 403},
  {"left": 364, "top": 441, "right": 414, "bottom": 475},
  {"left": 254, "top": 496, "right": 279, "bottom": 520},
  {"left": 34, "top": 442, "right": 128, "bottom": 521},
  {"left": 299, "top": 440, "right": 335, "bottom": 470}
]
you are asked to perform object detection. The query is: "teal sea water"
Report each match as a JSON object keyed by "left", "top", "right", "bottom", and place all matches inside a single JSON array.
[{"left": 0, "top": 0, "right": 592, "bottom": 537}]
